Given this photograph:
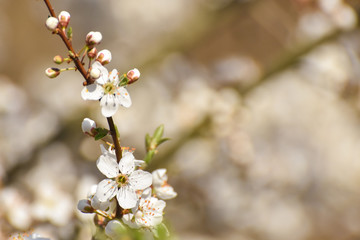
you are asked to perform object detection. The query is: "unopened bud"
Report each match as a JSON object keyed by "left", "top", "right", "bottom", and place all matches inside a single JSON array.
[
  {"left": 58, "top": 11, "right": 71, "bottom": 28},
  {"left": 86, "top": 31, "right": 102, "bottom": 48},
  {"left": 90, "top": 68, "right": 101, "bottom": 79},
  {"left": 82, "top": 118, "right": 97, "bottom": 135},
  {"left": 45, "top": 17, "right": 59, "bottom": 31},
  {"left": 45, "top": 68, "right": 60, "bottom": 78},
  {"left": 127, "top": 68, "right": 140, "bottom": 84},
  {"left": 87, "top": 47, "right": 97, "bottom": 59},
  {"left": 77, "top": 199, "right": 93, "bottom": 213},
  {"left": 96, "top": 49, "right": 112, "bottom": 65},
  {"left": 53, "top": 55, "right": 64, "bottom": 64}
]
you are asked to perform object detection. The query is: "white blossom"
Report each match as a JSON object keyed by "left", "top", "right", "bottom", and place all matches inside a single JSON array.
[
  {"left": 95, "top": 146, "right": 152, "bottom": 209},
  {"left": 152, "top": 169, "right": 177, "bottom": 200},
  {"left": 81, "top": 61, "right": 132, "bottom": 117},
  {"left": 123, "top": 197, "right": 166, "bottom": 228}
]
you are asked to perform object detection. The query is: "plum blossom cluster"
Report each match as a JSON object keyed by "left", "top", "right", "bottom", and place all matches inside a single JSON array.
[{"left": 43, "top": 2, "right": 176, "bottom": 239}]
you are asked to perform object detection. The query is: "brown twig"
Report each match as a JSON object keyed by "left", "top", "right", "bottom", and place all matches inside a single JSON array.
[
  {"left": 107, "top": 117, "right": 122, "bottom": 162},
  {"left": 43, "top": 0, "right": 92, "bottom": 85},
  {"left": 43, "top": 0, "right": 122, "bottom": 162}
]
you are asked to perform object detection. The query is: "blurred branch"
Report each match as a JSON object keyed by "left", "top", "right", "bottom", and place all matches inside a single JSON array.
[{"left": 239, "top": 29, "right": 343, "bottom": 96}]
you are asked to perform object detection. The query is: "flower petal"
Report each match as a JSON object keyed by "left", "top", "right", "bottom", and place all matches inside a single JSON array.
[
  {"left": 129, "top": 170, "right": 152, "bottom": 190},
  {"left": 96, "top": 154, "right": 119, "bottom": 178},
  {"left": 91, "top": 195, "right": 111, "bottom": 211},
  {"left": 109, "top": 69, "right": 119, "bottom": 83},
  {"left": 152, "top": 168, "right": 167, "bottom": 187},
  {"left": 92, "top": 61, "right": 109, "bottom": 85},
  {"left": 116, "top": 87, "right": 132, "bottom": 108},
  {"left": 122, "top": 213, "right": 140, "bottom": 229},
  {"left": 116, "top": 185, "right": 138, "bottom": 209},
  {"left": 81, "top": 84, "right": 103, "bottom": 100},
  {"left": 95, "top": 179, "right": 118, "bottom": 202},
  {"left": 119, "top": 152, "right": 135, "bottom": 175},
  {"left": 100, "top": 94, "right": 119, "bottom": 117}
]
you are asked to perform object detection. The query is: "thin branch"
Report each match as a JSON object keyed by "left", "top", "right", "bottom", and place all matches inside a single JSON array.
[
  {"left": 107, "top": 117, "right": 122, "bottom": 162},
  {"left": 43, "top": 0, "right": 92, "bottom": 85},
  {"left": 43, "top": 0, "right": 122, "bottom": 163}
]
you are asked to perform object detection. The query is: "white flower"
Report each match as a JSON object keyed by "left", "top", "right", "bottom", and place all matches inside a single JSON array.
[
  {"left": 81, "top": 61, "right": 132, "bottom": 117},
  {"left": 123, "top": 197, "right": 165, "bottom": 228},
  {"left": 81, "top": 118, "right": 96, "bottom": 135},
  {"left": 95, "top": 146, "right": 152, "bottom": 209},
  {"left": 45, "top": 17, "right": 59, "bottom": 31},
  {"left": 152, "top": 169, "right": 177, "bottom": 200}
]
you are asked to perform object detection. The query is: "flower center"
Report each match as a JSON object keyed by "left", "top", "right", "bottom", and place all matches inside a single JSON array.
[
  {"left": 116, "top": 174, "right": 128, "bottom": 187},
  {"left": 103, "top": 82, "right": 116, "bottom": 95}
]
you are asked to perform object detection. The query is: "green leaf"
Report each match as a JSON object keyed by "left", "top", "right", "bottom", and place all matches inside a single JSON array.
[
  {"left": 67, "top": 27, "right": 73, "bottom": 40},
  {"left": 94, "top": 127, "right": 109, "bottom": 140},
  {"left": 119, "top": 74, "right": 129, "bottom": 87},
  {"left": 153, "top": 223, "right": 170, "bottom": 239},
  {"left": 153, "top": 124, "right": 164, "bottom": 141},
  {"left": 145, "top": 133, "right": 151, "bottom": 150},
  {"left": 157, "top": 138, "right": 170, "bottom": 146}
]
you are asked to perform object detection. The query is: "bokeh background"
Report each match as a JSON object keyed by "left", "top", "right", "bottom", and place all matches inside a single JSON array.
[{"left": 1, "top": 0, "right": 360, "bottom": 239}]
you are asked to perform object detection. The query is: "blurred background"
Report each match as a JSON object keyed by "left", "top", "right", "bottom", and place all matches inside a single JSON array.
[{"left": 1, "top": 0, "right": 360, "bottom": 239}]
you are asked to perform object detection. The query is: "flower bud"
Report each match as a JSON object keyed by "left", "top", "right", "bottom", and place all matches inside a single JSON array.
[
  {"left": 90, "top": 67, "right": 101, "bottom": 79},
  {"left": 87, "top": 47, "right": 97, "bottom": 59},
  {"left": 82, "top": 118, "right": 97, "bottom": 135},
  {"left": 58, "top": 11, "right": 70, "bottom": 28},
  {"left": 127, "top": 68, "right": 140, "bottom": 84},
  {"left": 96, "top": 49, "right": 112, "bottom": 65},
  {"left": 45, "top": 17, "right": 59, "bottom": 31},
  {"left": 45, "top": 68, "right": 60, "bottom": 78},
  {"left": 53, "top": 55, "right": 64, "bottom": 64},
  {"left": 86, "top": 31, "right": 102, "bottom": 48},
  {"left": 105, "top": 220, "right": 127, "bottom": 239},
  {"left": 77, "top": 199, "right": 93, "bottom": 213}
]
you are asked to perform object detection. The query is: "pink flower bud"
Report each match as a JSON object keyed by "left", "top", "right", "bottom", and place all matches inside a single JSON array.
[
  {"left": 53, "top": 55, "right": 64, "bottom": 64},
  {"left": 127, "top": 68, "right": 140, "bottom": 84},
  {"left": 87, "top": 47, "right": 97, "bottom": 59},
  {"left": 96, "top": 49, "right": 112, "bottom": 65},
  {"left": 45, "top": 17, "right": 59, "bottom": 31},
  {"left": 58, "top": 11, "right": 71, "bottom": 28},
  {"left": 45, "top": 68, "right": 60, "bottom": 78},
  {"left": 86, "top": 31, "right": 102, "bottom": 48}
]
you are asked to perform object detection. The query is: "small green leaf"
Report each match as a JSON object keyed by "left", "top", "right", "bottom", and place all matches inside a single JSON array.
[
  {"left": 94, "top": 127, "right": 109, "bottom": 140},
  {"left": 145, "top": 133, "right": 151, "bottom": 150},
  {"left": 157, "top": 138, "right": 170, "bottom": 146},
  {"left": 67, "top": 27, "right": 73, "bottom": 40},
  {"left": 153, "top": 223, "right": 170, "bottom": 239},
  {"left": 119, "top": 74, "right": 129, "bottom": 87},
  {"left": 153, "top": 124, "right": 164, "bottom": 141}
]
